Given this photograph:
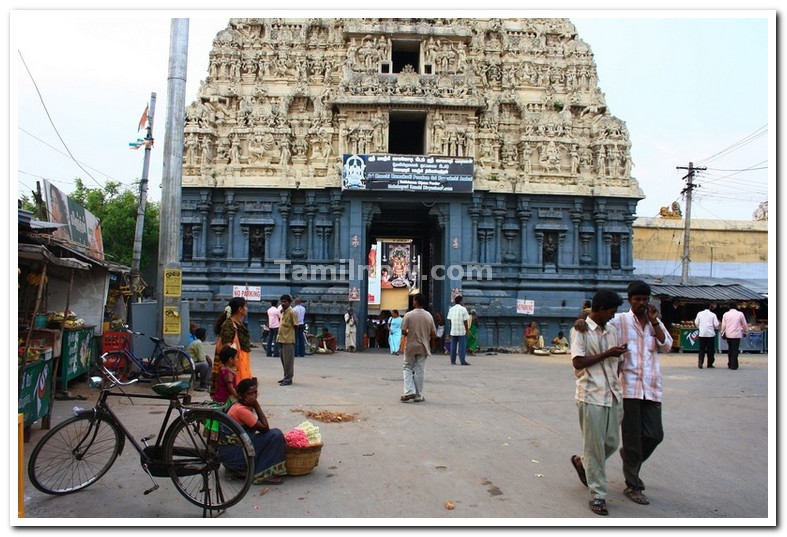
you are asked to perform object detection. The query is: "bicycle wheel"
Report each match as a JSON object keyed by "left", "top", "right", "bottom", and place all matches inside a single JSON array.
[
  {"left": 305, "top": 335, "right": 318, "bottom": 355},
  {"left": 28, "top": 413, "right": 123, "bottom": 495},
  {"left": 154, "top": 349, "right": 192, "bottom": 383},
  {"left": 100, "top": 351, "right": 131, "bottom": 382},
  {"left": 163, "top": 410, "right": 254, "bottom": 511}
]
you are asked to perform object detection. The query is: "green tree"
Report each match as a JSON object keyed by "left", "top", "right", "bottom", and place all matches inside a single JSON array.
[{"left": 69, "top": 179, "right": 160, "bottom": 268}]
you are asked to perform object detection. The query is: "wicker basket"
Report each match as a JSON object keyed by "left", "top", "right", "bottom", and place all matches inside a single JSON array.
[{"left": 284, "top": 443, "right": 323, "bottom": 476}]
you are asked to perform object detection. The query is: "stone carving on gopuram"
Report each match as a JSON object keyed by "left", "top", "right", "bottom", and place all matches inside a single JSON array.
[{"left": 181, "top": 17, "right": 643, "bottom": 201}]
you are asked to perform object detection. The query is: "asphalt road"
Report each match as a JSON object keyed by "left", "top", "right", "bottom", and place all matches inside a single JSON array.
[{"left": 17, "top": 346, "right": 773, "bottom": 527}]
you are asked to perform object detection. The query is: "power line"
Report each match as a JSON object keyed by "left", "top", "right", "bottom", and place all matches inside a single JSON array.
[
  {"left": 18, "top": 128, "right": 130, "bottom": 186},
  {"left": 695, "top": 124, "right": 768, "bottom": 165},
  {"left": 18, "top": 50, "right": 104, "bottom": 189}
]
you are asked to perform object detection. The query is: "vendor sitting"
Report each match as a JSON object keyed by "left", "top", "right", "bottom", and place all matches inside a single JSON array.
[
  {"left": 316, "top": 327, "right": 337, "bottom": 353},
  {"left": 551, "top": 331, "right": 569, "bottom": 348}
]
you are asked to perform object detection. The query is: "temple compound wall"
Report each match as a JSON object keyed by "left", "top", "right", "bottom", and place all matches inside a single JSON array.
[{"left": 179, "top": 17, "right": 645, "bottom": 349}]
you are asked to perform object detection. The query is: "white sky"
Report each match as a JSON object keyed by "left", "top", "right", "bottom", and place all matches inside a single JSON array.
[{"left": 12, "top": 9, "right": 774, "bottom": 223}]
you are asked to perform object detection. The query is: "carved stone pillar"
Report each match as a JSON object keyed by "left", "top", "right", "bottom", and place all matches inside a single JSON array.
[
  {"left": 517, "top": 198, "right": 531, "bottom": 264},
  {"left": 290, "top": 218, "right": 306, "bottom": 259},
  {"left": 277, "top": 191, "right": 292, "bottom": 259},
  {"left": 469, "top": 193, "right": 482, "bottom": 262},
  {"left": 330, "top": 190, "right": 344, "bottom": 259},
  {"left": 225, "top": 192, "right": 237, "bottom": 259},
  {"left": 305, "top": 193, "right": 317, "bottom": 260},
  {"left": 570, "top": 209, "right": 582, "bottom": 266}
]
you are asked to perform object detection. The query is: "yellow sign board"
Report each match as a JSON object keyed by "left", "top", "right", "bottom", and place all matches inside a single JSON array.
[
  {"left": 163, "top": 307, "right": 181, "bottom": 335},
  {"left": 164, "top": 268, "right": 182, "bottom": 297}
]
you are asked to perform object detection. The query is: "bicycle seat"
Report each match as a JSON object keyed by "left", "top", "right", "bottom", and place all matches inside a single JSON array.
[{"left": 152, "top": 380, "right": 191, "bottom": 396}]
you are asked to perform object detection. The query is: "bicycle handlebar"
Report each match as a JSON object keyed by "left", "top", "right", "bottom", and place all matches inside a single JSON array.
[{"left": 97, "top": 355, "right": 139, "bottom": 387}]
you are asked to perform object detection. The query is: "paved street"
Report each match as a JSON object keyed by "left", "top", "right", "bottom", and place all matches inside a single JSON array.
[{"left": 18, "top": 346, "right": 772, "bottom": 525}]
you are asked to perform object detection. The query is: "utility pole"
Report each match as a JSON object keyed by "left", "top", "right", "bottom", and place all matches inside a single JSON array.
[
  {"left": 158, "top": 19, "right": 189, "bottom": 344},
  {"left": 676, "top": 161, "right": 706, "bottom": 285},
  {"left": 131, "top": 92, "right": 156, "bottom": 303}
]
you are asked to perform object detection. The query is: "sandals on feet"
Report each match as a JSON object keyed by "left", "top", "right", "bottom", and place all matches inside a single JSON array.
[
  {"left": 624, "top": 487, "right": 650, "bottom": 505},
  {"left": 589, "top": 498, "right": 608, "bottom": 516},
  {"left": 571, "top": 455, "right": 588, "bottom": 487}
]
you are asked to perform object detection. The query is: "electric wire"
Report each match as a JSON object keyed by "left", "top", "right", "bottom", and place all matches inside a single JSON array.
[{"left": 18, "top": 50, "right": 104, "bottom": 189}]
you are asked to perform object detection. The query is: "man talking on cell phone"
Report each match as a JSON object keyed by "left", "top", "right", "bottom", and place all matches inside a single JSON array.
[{"left": 608, "top": 280, "right": 672, "bottom": 506}]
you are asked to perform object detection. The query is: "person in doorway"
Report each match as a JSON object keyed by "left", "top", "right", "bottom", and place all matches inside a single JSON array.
[
  {"left": 266, "top": 299, "right": 281, "bottom": 358},
  {"left": 210, "top": 297, "right": 252, "bottom": 397},
  {"left": 431, "top": 311, "right": 446, "bottom": 354},
  {"left": 388, "top": 309, "right": 403, "bottom": 355},
  {"left": 569, "top": 288, "right": 627, "bottom": 516},
  {"left": 447, "top": 295, "right": 470, "bottom": 365},
  {"left": 186, "top": 327, "right": 212, "bottom": 392},
  {"left": 467, "top": 310, "right": 479, "bottom": 355},
  {"left": 293, "top": 297, "right": 306, "bottom": 358},
  {"left": 720, "top": 305, "right": 748, "bottom": 370},
  {"left": 344, "top": 306, "right": 358, "bottom": 352},
  {"left": 400, "top": 292, "right": 436, "bottom": 403},
  {"left": 695, "top": 304, "right": 720, "bottom": 369},
  {"left": 276, "top": 294, "right": 297, "bottom": 386},
  {"left": 576, "top": 280, "right": 672, "bottom": 507}
]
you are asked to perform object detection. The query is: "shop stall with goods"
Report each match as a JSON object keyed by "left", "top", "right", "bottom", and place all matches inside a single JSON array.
[
  {"left": 648, "top": 279, "right": 767, "bottom": 354},
  {"left": 18, "top": 210, "right": 129, "bottom": 438}
]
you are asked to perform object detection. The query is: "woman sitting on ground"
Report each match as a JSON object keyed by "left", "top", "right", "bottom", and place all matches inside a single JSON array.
[{"left": 222, "top": 377, "right": 287, "bottom": 485}]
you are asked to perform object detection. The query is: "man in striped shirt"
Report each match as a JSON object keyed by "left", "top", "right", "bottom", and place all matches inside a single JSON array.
[
  {"left": 609, "top": 280, "right": 673, "bottom": 507},
  {"left": 570, "top": 289, "right": 627, "bottom": 516}
]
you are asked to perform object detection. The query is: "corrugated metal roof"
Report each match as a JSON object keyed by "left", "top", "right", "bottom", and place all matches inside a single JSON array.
[{"left": 648, "top": 283, "right": 764, "bottom": 302}]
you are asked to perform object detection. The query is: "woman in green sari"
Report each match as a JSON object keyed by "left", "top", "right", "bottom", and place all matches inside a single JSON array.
[{"left": 467, "top": 310, "right": 479, "bottom": 355}]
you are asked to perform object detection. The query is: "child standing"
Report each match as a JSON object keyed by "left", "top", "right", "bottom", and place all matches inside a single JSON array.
[{"left": 213, "top": 346, "right": 239, "bottom": 405}]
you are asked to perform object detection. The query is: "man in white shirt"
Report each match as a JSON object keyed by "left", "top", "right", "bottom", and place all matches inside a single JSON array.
[
  {"left": 293, "top": 297, "right": 306, "bottom": 357},
  {"left": 720, "top": 306, "right": 749, "bottom": 370},
  {"left": 447, "top": 295, "right": 470, "bottom": 365},
  {"left": 694, "top": 304, "right": 720, "bottom": 369},
  {"left": 266, "top": 299, "right": 281, "bottom": 358},
  {"left": 570, "top": 288, "right": 627, "bottom": 516}
]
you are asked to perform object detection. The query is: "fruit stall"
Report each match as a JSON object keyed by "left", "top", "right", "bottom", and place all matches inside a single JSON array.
[{"left": 18, "top": 232, "right": 128, "bottom": 436}]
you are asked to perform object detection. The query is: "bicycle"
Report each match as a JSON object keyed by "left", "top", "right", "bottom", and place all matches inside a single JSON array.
[
  {"left": 100, "top": 326, "right": 193, "bottom": 384},
  {"left": 27, "top": 355, "right": 255, "bottom": 518},
  {"left": 303, "top": 323, "right": 318, "bottom": 355}
]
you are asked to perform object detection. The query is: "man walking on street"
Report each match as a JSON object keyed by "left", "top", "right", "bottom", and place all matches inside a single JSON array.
[
  {"left": 447, "top": 295, "right": 470, "bottom": 365},
  {"left": 400, "top": 293, "right": 436, "bottom": 403},
  {"left": 720, "top": 306, "right": 749, "bottom": 370},
  {"left": 293, "top": 297, "right": 306, "bottom": 357},
  {"left": 611, "top": 280, "right": 673, "bottom": 506},
  {"left": 276, "top": 294, "right": 297, "bottom": 386},
  {"left": 266, "top": 299, "right": 281, "bottom": 358},
  {"left": 569, "top": 289, "right": 627, "bottom": 516},
  {"left": 695, "top": 304, "right": 720, "bottom": 369}
]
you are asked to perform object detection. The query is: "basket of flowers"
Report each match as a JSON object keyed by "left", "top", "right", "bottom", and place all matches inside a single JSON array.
[{"left": 284, "top": 421, "right": 323, "bottom": 476}]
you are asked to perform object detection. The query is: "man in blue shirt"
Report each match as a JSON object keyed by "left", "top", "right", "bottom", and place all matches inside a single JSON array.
[{"left": 293, "top": 297, "right": 306, "bottom": 357}]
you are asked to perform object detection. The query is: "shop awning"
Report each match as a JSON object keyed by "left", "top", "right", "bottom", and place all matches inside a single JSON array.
[
  {"left": 18, "top": 244, "right": 90, "bottom": 270},
  {"left": 646, "top": 279, "right": 765, "bottom": 302}
]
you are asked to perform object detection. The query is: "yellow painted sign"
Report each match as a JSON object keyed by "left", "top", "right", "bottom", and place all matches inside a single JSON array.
[
  {"left": 164, "top": 269, "right": 182, "bottom": 297},
  {"left": 163, "top": 307, "right": 181, "bottom": 335}
]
